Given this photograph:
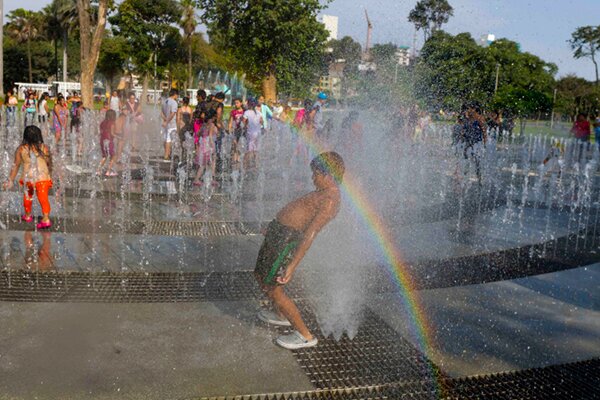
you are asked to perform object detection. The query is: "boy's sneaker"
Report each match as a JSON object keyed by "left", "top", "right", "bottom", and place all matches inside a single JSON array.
[
  {"left": 257, "top": 310, "right": 291, "bottom": 327},
  {"left": 276, "top": 331, "right": 318, "bottom": 350}
]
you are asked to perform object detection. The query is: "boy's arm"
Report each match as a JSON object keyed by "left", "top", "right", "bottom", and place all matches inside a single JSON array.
[{"left": 276, "top": 198, "right": 337, "bottom": 285}]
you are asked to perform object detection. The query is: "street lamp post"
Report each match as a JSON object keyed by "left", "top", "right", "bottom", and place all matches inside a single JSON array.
[
  {"left": 550, "top": 88, "right": 558, "bottom": 130},
  {"left": 494, "top": 63, "right": 500, "bottom": 95}
]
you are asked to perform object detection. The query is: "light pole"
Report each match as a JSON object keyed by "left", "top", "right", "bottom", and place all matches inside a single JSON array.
[
  {"left": 550, "top": 88, "right": 558, "bottom": 129},
  {"left": 494, "top": 63, "right": 500, "bottom": 95}
]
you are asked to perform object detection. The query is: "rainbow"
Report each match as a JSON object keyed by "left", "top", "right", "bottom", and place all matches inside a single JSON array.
[{"left": 272, "top": 116, "right": 442, "bottom": 396}]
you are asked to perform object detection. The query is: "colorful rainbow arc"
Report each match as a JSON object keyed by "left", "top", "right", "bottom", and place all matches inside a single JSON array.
[{"left": 268, "top": 116, "right": 442, "bottom": 396}]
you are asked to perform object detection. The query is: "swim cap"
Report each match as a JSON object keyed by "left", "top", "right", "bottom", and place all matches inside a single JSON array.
[{"left": 317, "top": 92, "right": 328, "bottom": 100}]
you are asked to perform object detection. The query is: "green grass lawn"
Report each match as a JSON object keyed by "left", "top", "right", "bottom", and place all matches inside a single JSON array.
[{"left": 521, "top": 123, "right": 571, "bottom": 139}]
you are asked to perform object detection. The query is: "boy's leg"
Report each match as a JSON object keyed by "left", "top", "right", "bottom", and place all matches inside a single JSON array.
[{"left": 268, "top": 286, "right": 313, "bottom": 340}]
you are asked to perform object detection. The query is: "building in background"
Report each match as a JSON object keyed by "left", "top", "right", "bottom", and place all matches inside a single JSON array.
[
  {"left": 316, "top": 61, "right": 344, "bottom": 99},
  {"left": 319, "top": 15, "right": 339, "bottom": 41},
  {"left": 396, "top": 46, "right": 411, "bottom": 66}
]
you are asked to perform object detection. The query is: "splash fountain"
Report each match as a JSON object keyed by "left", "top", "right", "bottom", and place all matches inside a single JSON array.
[{"left": 0, "top": 105, "right": 598, "bottom": 399}]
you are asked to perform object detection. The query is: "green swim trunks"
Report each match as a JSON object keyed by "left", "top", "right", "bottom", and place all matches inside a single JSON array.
[{"left": 255, "top": 219, "right": 302, "bottom": 285}]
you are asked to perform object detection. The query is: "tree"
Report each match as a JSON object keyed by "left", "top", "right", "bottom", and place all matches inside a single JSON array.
[
  {"left": 324, "top": 36, "right": 362, "bottom": 97},
  {"left": 76, "top": 0, "right": 109, "bottom": 107},
  {"left": 42, "top": 1, "right": 63, "bottom": 79},
  {"left": 492, "top": 86, "right": 552, "bottom": 134},
  {"left": 3, "top": 35, "right": 54, "bottom": 91},
  {"left": 371, "top": 43, "right": 398, "bottom": 67},
  {"left": 415, "top": 31, "right": 556, "bottom": 114},
  {"left": 197, "top": 0, "right": 330, "bottom": 101},
  {"left": 327, "top": 36, "right": 362, "bottom": 72},
  {"left": 180, "top": 0, "right": 197, "bottom": 89},
  {"left": 408, "top": 0, "right": 453, "bottom": 42},
  {"left": 97, "top": 34, "right": 127, "bottom": 93},
  {"left": 7, "top": 8, "right": 42, "bottom": 82},
  {"left": 555, "top": 75, "right": 599, "bottom": 119},
  {"left": 57, "top": 0, "right": 78, "bottom": 82},
  {"left": 110, "top": 0, "right": 181, "bottom": 102},
  {"left": 415, "top": 31, "right": 491, "bottom": 111},
  {"left": 569, "top": 26, "right": 600, "bottom": 86}
]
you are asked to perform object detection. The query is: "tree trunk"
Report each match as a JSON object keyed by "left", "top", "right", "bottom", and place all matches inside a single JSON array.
[
  {"left": 519, "top": 118, "right": 526, "bottom": 136},
  {"left": 77, "top": 0, "right": 108, "bottom": 108},
  {"left": 27, "top": 37, "right": 32, "bottom": 82},
  {"left": 261, "top": 72, "right": 277, "bottom": 103},
  {"left": 62, "top": 30, "right": 68, "bottom": 82},
  {"left": 54, "top": 39, "right": 59, "bottom": 80},
  {"left": 188, "top": 39, "right": 193, "bottom": 89},
  {"left": 141, "top": 73, "right": 149, "bottom": 105},
  {"left": 593, "top": 57, "right": 599, "bottom": 86}
]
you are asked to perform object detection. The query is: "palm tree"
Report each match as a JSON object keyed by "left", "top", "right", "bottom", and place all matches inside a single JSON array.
[
  {"left": 7, "top": 9, "right": 42, "bottom": 82},
  {"left": 180, "top": 0, "right": 197, "bottom": 89},
  {"left": 58, "top": 0, "right": 78, "bottom": 82},
  {"left": 42, "top": 2, "right": 62, "bottom": 80},
  {"left": 42, "top": 0, "right": 78, "bottom": 82}
]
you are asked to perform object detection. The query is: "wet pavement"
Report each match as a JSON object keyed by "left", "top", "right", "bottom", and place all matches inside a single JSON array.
[{"left": 0, "top": 128, "right": 599, "bottom": 399}]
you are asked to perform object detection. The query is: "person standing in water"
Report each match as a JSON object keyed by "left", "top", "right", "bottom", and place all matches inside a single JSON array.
[
  {"left": 4, "top": 126, "right": 54, "bottom": 229},
  {"left": 6, "top": 90, "right": 18, "bottom": 127},
  {"left": 177, "top": 96, "right": 195, "bottom": 165},
  {"left": 258, "top": 95, "right": 273, "bottom": 133},
  {"left": 255, "top": 152, "right": 345, "bottom": 349},
  {"left": 243, "top": 97, "right": 263, "bottom": 172},
  {"left": 124, "top": 92, "right": 142, "bottom": 151},
  {"left": 192, "top": 108, "right": 217, "bottom": 186},
  {"left": 23, "top": 92, "right": 37, "bottom": 127},
  {"left": 228, "top": 97, "right": 245, "bottom": 167},
  {"left": 38, "top": 92, "right": 50, "bottom": 137},
  {"left": 53, "top": 95, "right": 69, "bottom": 145},
  {"left": 161, "top": 89, "right": 179, "bottom": 161},
  {"left": 109, "top": 90, "right": 121, "bottom": 115},
  {"left": 98, "top": 109, "right": 118, "bottom": 176}
]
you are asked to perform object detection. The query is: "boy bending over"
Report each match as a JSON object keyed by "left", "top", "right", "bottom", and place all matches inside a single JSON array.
[{"left": 255, "top": 152, "right": 345, "bottom": 349}]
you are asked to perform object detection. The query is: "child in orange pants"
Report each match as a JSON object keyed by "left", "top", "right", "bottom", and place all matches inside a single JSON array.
[
  {"left": 4, "top": 126, "right": 53, "bottom": 229},
  {"left": 21, "top": 180, "right": 53, "bottom": 217}
]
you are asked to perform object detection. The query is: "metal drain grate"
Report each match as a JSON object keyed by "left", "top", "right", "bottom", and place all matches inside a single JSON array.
[
  {"left": 146, "top": 221, "right": 259, "bottom": 237},
  {"left": 0, "top": 270, "right": 240, "bottom": 303},
  {"left": 290, "top": 307, "right": 444, "bottom": 390},
  {"left": 0, "top": 271, "right": 308, "bottom": 302},
  {"left": 1, "top": 216, "right": 261, "bottom": 237},
  {"left": 198, "top": 358, "right": 600, "bottom": 399},
  {"left": 1, "top": 225, "right": 599, "bottom": 303}
]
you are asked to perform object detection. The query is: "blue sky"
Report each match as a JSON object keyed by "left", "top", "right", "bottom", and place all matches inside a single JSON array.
[{"left": 6, "top": 0, "right": 599, "bottom": 80}]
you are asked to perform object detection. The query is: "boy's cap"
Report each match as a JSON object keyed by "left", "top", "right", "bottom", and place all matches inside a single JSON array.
[{"left": 317, "top": 92, "right": 328, "bottom": 100}]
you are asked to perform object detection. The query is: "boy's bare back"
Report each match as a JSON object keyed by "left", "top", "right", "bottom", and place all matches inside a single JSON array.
[{"left": 276, "top": 187, "right": 341, "bottom": 233}]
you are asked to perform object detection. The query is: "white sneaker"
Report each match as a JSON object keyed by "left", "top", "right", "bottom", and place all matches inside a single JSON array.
[
  {"left": 258, "top": 310, "right": 291, "bottom": 327},
  {"left": 276, "top": 331, "right": 318, "bottom": 350}
]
